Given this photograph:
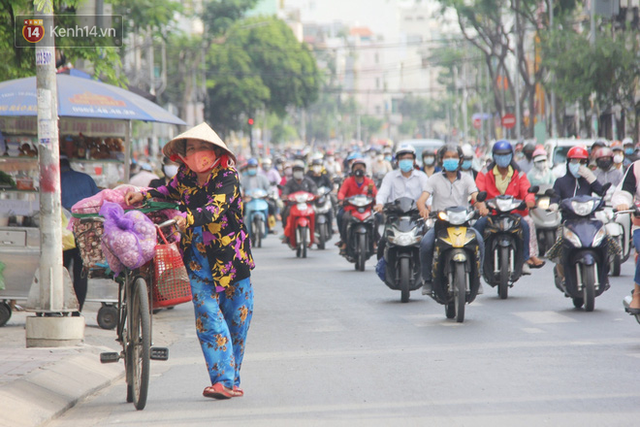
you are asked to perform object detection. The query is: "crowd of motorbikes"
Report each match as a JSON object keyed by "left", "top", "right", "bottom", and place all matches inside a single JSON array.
[{"left": 240, "top": 158, "right": 638, "bottom": 325}]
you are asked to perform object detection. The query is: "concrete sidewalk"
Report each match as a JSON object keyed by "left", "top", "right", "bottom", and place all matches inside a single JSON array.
[{"left": 0, "top": 304, "right": 127, "bottom": 427}]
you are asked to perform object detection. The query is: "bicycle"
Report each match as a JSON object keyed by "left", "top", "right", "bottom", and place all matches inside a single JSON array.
[{"left": 76, "top": 217, "right": 176, "bottom": 410}]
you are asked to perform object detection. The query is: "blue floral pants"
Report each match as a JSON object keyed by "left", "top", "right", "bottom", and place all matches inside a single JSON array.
[{"left": 185, "top": 227, "right": 254, "bottom": 389}]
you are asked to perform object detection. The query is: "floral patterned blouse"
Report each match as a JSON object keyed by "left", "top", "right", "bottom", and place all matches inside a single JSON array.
[{"left": 145, "top": 163, "right": 255, "bottom": 288}]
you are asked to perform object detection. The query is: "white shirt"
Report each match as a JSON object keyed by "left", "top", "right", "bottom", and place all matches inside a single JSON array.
[{"left": 376, "top": 169, "right": 429, "bottom": 205}]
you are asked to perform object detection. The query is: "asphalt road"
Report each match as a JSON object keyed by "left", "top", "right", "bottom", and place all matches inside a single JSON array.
[{"left": 47, "top": 231, "right": 640, "bottom": 427}]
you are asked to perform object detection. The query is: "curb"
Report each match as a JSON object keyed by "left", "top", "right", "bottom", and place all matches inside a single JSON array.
[{"left": 0, "top": 345, "right": 123, "bottom": 427}]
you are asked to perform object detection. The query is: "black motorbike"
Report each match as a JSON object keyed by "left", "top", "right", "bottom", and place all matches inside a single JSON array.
[
  {"left": 381, "top": 197, "right": 426, "bottom": 303},
  {"left": 553, "top": 187, "right": 612, "bottom": 311},
  {"left": 483, "top": 187, "right": 538, "bottom": 299},
  {"left": 429, "top": 195, "right": 485, "bottom": 322},
  {"left": 342, "top": 194, "right": 377, "bottom": 271}
]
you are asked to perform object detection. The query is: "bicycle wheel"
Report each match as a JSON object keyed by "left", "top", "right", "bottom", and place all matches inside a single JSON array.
[{"left": 126, "top": 277, "right": 151, "bottom": 410}]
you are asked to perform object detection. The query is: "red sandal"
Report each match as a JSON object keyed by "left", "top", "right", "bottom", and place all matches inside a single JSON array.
[
  {"left": 233, "top": 386, "right": 244, "bottom": 397},
  {"left": 203, "top": 383, "right": 235, "bottom": 399}
]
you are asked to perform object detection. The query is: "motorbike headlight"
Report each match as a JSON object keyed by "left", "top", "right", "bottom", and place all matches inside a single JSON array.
[
  {"left": 391, "top": 231, "right": 420, "bottom": 246},
  {"left": 496, "top": 198, "right": 516, "bottom": 212},
  {"left": 563, "top": 228, "right": 582, "bottom": 248},
  {"left": 592, "top": 226, "right": 606, "bottom": 247},
  {"left": 537, "top": 197, "right": 550, "bottom": 210},
  {"left": 571, "top": 200, "right": 595, "bottom": 217}
]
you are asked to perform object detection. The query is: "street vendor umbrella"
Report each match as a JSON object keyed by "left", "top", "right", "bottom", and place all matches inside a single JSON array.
[{"left": 0, "top": 74, "right": 185, "bottom": 125}]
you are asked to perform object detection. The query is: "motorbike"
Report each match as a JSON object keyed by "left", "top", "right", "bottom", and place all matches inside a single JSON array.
[
  {"left": 341, "top": 194, "right": 376, "bottom": 271},
  {"left": 381, "top": 197, "right": 426, "bottom": 303},
  {"left": 482, "top": 187, "right": 538, "bottom": 299},
  {"left": 552, "top": 186, "right": 612, "bottom": 311},
  {"left": 284, "top": 191, "right": 316, "bottom": 258},
  {"left": 429, "top": 194, "right": 486, "bottom": 322},
  {"left": 314, "top": 186, "right": 333, "bottom": 250},
  {"left": 594, "top": 198, "right": 632, "bottom": 277},
  {"left": 244, "top": 188, "right": 269, "bottom": 248},
  {"left": 530, "top": 185, "right": 562, "bottom": 256}
]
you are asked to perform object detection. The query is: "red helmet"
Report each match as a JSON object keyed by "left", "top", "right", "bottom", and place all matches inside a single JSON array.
[
  {"left": 567, "top": 146, "right": 589, "bottom": 160},
  {"left": 594, "top": 147, "right": 613, "bottom": 159}
]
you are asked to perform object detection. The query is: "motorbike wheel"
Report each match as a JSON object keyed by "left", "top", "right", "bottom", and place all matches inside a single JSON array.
[
  {"left": 572, "top": 297, "right": 584, "bottom": 309},
  {"left": 295, "top": 228, "right": 302, "bottom": 258},
  {"left": 301, "top": 227, "right": 308, "bottom": 259},
  {"left": 356, "top": 234, "right": 366, "bottom": 272},
  {"left": 317, "top": 223, "right": 327, "bottom": 250},
  {"left": 253, "top": 217, "right": 262, "bottom": 248},
  {"left": 498, "top": 247, "right": 510, "bottom": 300},
  {"left": 582, "top": 264, "right": 596, "bottom": 312},
  {"left": 399, "top": 257, "right": 410, "bottom": 303},
  {"left": 610, "top": 254, "right": 621, "bottom": 277},
  {"left": 454, "top": 262, "right": 466, "bottom": 323},
  {"left": 544, "top": 230, "right": 556, "bottom": 257}
]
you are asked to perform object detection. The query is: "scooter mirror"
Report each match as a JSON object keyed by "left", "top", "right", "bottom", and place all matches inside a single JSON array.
[
  {"left": 476, "top": 191, "right": 487, "bottom": 202},
  {"left": 544, "top": 188, "right": 556, "bottom": 197},
  {"left": 602, "top": 182, "right": 612, "bottom": 194},
  {"left": 528, "top": 186, "right": 539, "bottom": 194}
]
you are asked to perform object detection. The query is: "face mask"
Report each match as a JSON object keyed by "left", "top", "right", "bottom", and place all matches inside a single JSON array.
[
  {"left": 398, "top": 159, "right": 414, "bottom": 173},
  {"left": 423, "top": 157, "right": 435, "bottom": 166},
  {"left": 326, "top": 157, "right": 334, "bottom": 163},
  {"left": 247, "top": 168, "right": 257, "bottom": 176},
  {"left": 534, "top": 161, "right": 547, "bottom": 171},
  {"left": 461, "top": 160, "right": 472, "bottom": 170},
  {"left": 568, "top": 162, "right": 581, "bottom": 178},
  {"left": 515, "top": 151, "right": 524, "bottom": 160},
  {"left": 494, "top": 153, "right": 512, "bottom": 168},
  {"left": 163, "top": 165, "right": 179, "bottom": 178},
  {"left": 284, "top": 167, "right": 292, "bottom": 177},
  {"left": 377, "top": 154, "right": 384, "bottom": 161},
  {"left": 442, "top": 158, "right": 459, "bottom": 172},
  {"left": 353, "top": 169, "right": 365, "bottom": 178},
  {"left": 179, "top": 150, "right": 218, "bottom": 173},
  {"left": 385, "top": 155, "right": 392, "bottom": 162},
  {"left": 293, "top": 170, "right": 304, "bottom": 180},
  {"left": 312, "top": 165, "right": 322, "bottom": 174},
  {"left": 625, "top": 147, "right": 634, "bottom": 155},
  {"left": 614, "top": 154, "right": 624, "bottom": 164},
  {"left": 597, "top": 158, "right": 613, "bottom": 170}
]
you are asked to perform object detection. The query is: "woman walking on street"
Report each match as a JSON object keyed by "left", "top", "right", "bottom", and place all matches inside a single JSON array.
[{"left": 126, "top": 122, "right": 255, "bottom": 400}]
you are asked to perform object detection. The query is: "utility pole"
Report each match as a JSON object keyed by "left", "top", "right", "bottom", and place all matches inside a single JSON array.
[
  {"left": 514, "top": 0, "right": 522, "bottom": 140},
  {"left": 589, "top": 0, "right": 598, "bottom": 138},
  {"left": 25, "top": 1, "right": 84, "bottom": 347},
  {"left": 462, "top": 60, "right": 469, "bottom": 145},
  {"left": 549, "top": 0, "right": 558, "bottom": 138}
]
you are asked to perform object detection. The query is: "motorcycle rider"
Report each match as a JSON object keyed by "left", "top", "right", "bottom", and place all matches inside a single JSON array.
[
  {"left": 324, "top": 150, "right": 342, "bottom": 178},
  {"left": 526, "top": 147, "right": 555, "bottom": 187},
  {"left": 611, "top": 141, "right": 626, "bottom": 172},
  {"left": 417, "top": 144, "right": 489, "bottom": 295},
  {"left": 421, "top": 148, "right": 441, "bottom": 178},
  {"left": 517, "top": 142, "right": 536, "bottom": 173},
  {"left": 374, "top": 145, "right": 429, "bottom": 257},
  {"left": 281, "top": 160, "right": 318, "bottom": 243},
  {"left": 260, "top": 157, "right": 281, "bottom": 186},
  {"left": 371, "top": 149, "right": 393, "bottom": 177},
  {"left": 594, "top": 147, "right": 623, "bottom": 188},
  {"left": 623, "top": 137, "right": 639, "bottom": 167},
  {"left": 546, "top": 146, "right": 609, "bottom": 281},
  {"left": 241, "top": 158, "right": 270, "bottom": 193},
  {"left": 307, "top": 154, "right": 333, "bottom": 189},
  {"left": 475, "top": 140, "right": 546, "bottom": 269},
  {"left": 612, "top": 159, "right": 640, "bottom": 314},
  {"left": 336, "top": 159, "right": 378, "bottom": 253},
  {"left": 461, "top": 144, "right": 478, "bottom": 179}
]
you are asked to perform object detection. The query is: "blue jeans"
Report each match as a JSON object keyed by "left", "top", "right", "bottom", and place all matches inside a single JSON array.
[
  {"left": 473, "top": 215, "right": 530, "bottom": 260},
  {"left": 633, "top": 229, "right": 640, "bottom": 285},
  {"left": 420, "top": 226, "right": 485, "bottom": 283}
]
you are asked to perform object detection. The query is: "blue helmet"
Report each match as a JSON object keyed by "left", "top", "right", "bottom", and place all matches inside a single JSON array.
[
  {"left": 247, "top": 158, "right": 259, "bottom": 167},
  {"left": 346, "top": 152, "right": 363, "bottom": 161},
  {"left": 492, "top": 140, "right": 513, "bottom": 155}
]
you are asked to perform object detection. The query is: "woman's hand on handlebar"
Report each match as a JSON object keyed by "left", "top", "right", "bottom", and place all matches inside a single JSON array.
[{"left": 125, "top": 191, "right": 144, "bottom": 206}]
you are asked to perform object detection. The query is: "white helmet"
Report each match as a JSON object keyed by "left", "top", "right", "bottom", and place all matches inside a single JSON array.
[
  {"left": 395, "top": 144, "right": 416, "bottom": 158},
  {"left": 622, "top": 137, "right": 634, "bottom": 146},
  {"left": 461, "top": 143, "right": 474, "bottom": 158}
]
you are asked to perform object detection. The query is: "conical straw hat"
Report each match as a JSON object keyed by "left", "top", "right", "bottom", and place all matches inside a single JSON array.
[{"left": 163, "top": 122, "right": 236, "bottom": 164}]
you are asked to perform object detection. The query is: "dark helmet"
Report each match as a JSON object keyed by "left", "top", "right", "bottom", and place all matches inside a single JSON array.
[
  {"left": 422, "top": 148, "right": 436, "bottom": 158},
  {"left": 523, "top": 143, "right": 536, "bottom": 154},
  {"left": 492, "top": 140, "right": 513, "bottom": 155}
]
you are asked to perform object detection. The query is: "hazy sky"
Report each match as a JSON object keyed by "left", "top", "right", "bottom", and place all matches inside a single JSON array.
[{"left": 285, "top": 0, "right": 405, "bottom": 41}]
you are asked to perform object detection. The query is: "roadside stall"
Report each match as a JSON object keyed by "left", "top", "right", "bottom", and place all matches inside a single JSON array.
[{"left": 0, "top": 74, "right": 185, "bottom": 327}]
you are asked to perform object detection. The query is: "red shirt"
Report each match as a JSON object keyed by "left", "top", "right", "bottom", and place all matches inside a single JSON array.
[
  {"left": 475, "top": 166, "right": 534, "bottom": 216},
  {"left": 338, "top": 176, "right": 377, "bottom": 213}
]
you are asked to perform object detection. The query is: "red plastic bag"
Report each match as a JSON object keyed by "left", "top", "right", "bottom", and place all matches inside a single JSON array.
[{"left": 152, "top": 227, "right": 192, "bottom": 308}]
